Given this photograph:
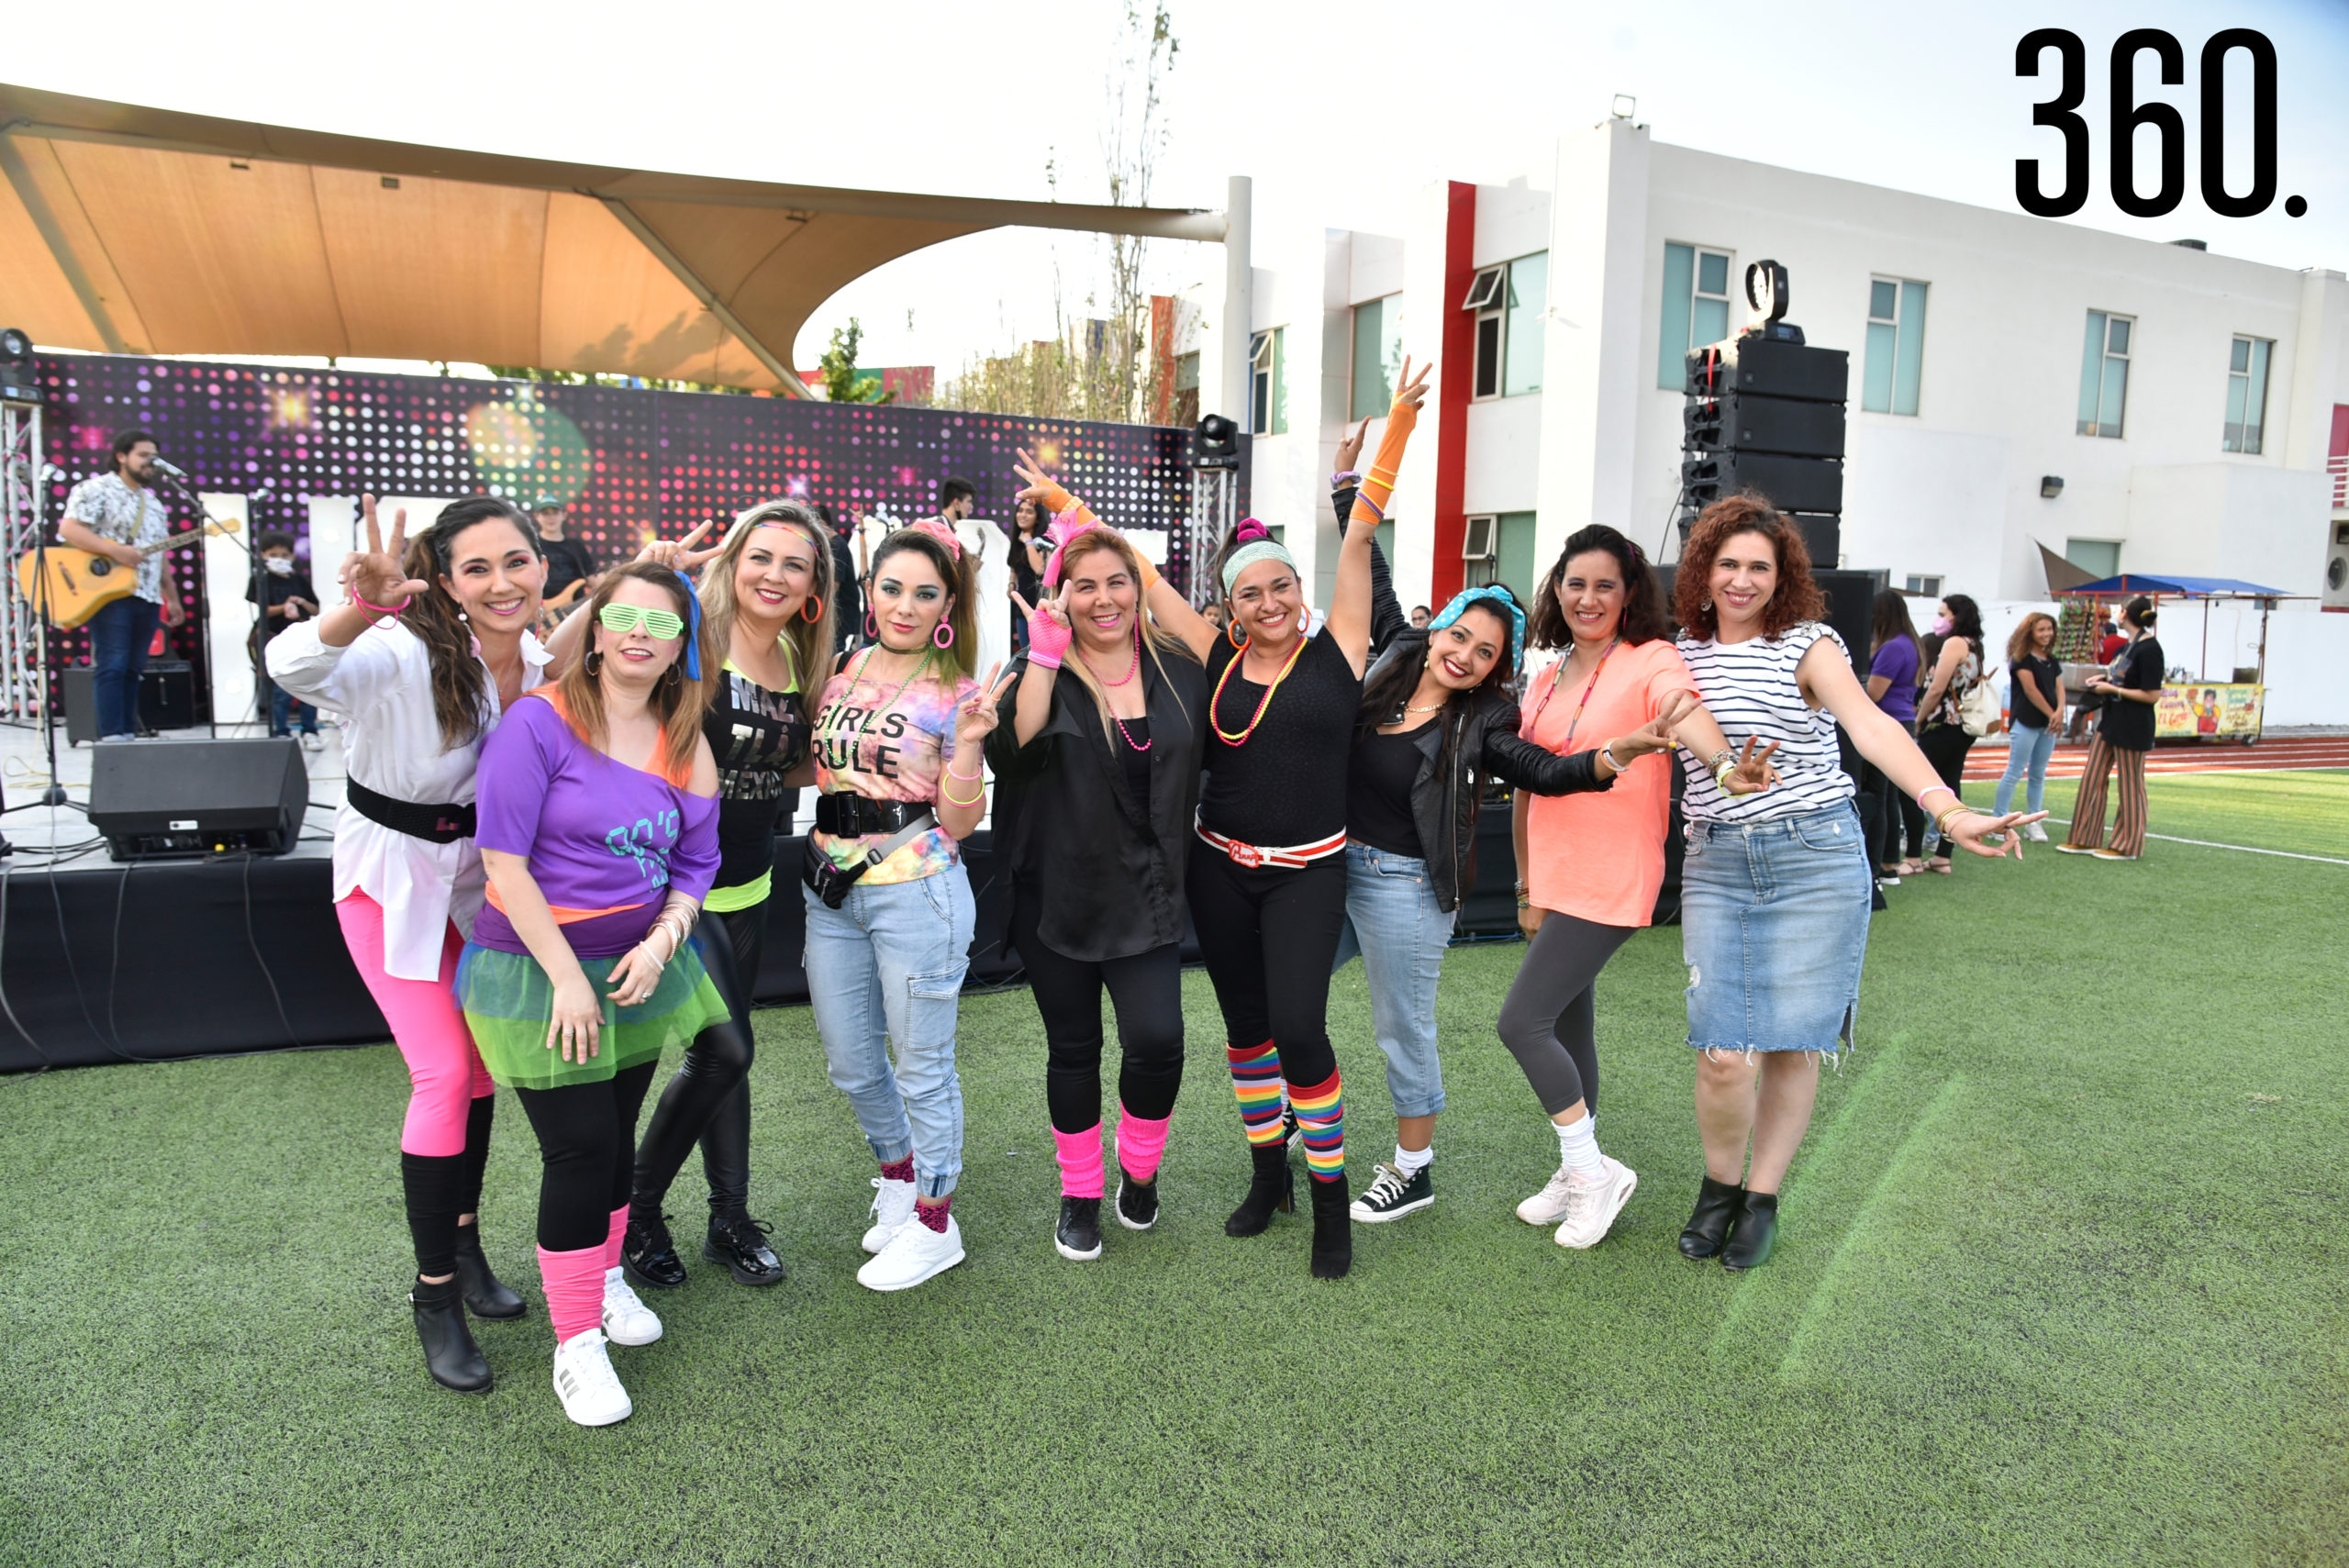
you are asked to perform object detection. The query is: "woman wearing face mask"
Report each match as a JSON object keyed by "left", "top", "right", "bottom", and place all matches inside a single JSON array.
[
  {"left": 1671, "top": 497, "right": 2039, "bottom": 1271},
  {"left": 2058, "top": 595, "right": 2164, "bottom": 861},
  {"left": 1118, "top": 358, "right": 1433, "bottom": 1280},
  {"left": 1914, "top": 595, "right": 1987, "bottom": 875},
  {"left": 806, "top": 522, "right": 1012, "bottom": 1292},
  {"left": 268, "top": 495, "right": 547, "bottom": 1396},
  {"left": 987, "top": 502, "right": 1208, "bottom": 1262},
  {"left": 1995, "top": 611, "right": 2064, "bottom": 840},
  {"left": 545, "top": 501, "right": 834, "bottom": 1291}
]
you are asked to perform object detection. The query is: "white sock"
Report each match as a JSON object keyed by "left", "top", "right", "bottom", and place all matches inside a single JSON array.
[
  {"left": 1395, "top": 1142, "right": 1433, "bottom": 1174},
  {"left": 1554, "top": 1113, "right": 1605, "bottom": 1181}
]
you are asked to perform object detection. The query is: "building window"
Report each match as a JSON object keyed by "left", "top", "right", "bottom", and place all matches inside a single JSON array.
[
  {"left": 2223, "top": 335, "right": 2272, "bottom": 454},
  {"left": 2064, "top": 539, "right": 2121, "bottom": 579},
  {"left": 2077, "top": 311, "right": 2132, "bottom": 438},
  {"left": 1249, "top": 328, "right": 1286, "bottom": 436},
  {"left": 1464, "top": 253, "right": 1547, "bottom": 400},
  {"left": 1902, "top": 574, "right": 1943, "bottom": 597},
  {"left": 1862, "top": 278, "right": 1928, "bottom": 416},
  {"left": 1464, "top": 510, "right": 1538, "bottom": 592},
  {"left": 1350, "top": 295, "right": 1402, "bottom": 421},
  {"left": 1174, "top": 350, "right": 1201, "bottom": 429},
  {"left": 1658, "top": 242, "right": 1732, "bottom": 390}
]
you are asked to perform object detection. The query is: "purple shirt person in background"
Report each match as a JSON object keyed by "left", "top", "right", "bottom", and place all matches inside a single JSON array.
[{"left": 1869, "top": 634, "right": 1920, "bottom": 725}]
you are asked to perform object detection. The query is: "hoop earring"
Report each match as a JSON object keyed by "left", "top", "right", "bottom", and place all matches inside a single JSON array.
[
  {"left": 662, "top": 662, "right": 683, "bottom": 687},
  {"left": 1227, "top": 618, "right": 1248, "bottom": 650},
  {"left": 864, "top": 610, "right": 878, "bottom": 640},
  {"left": 932, "top": 620, "right": 955, "bottom": 650},
  {"left": 584, "top": 650, "right": 603, "bottom": 677},
  {"left": 802, "top": 594, "right": 824, "bottom": 625}
]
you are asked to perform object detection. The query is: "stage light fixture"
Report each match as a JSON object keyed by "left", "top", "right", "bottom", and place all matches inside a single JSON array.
[
  {"left": 0, "top": 328, "right": 30, "bottom": 364},
  {"left": 1743, "top": 261, "right": 1790, "bottom": 327},
  {"left": 0, "top": 328, "right": 36, "bottom": 403},
  {"left": 2041, "top": 475, "right": 2065, "bottom": 498},
  {"left": 1193, "top": 413, "right": 1240, "bottom": 471},
  {"left": 1611, "top": 95, "right": 1637, "bottom": 120}
]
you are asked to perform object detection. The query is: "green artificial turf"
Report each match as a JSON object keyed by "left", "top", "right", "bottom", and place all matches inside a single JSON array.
[{"left": 2, "top": 771, "right": 2343, "bottom": 1566}]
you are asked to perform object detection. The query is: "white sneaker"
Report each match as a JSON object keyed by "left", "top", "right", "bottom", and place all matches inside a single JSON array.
[
  {"left": 861, "top": 1175, "right": 918, "bottom": 1254},
  {"left": 856, "top": 1211, "right": 965, "bottom": 1292},
  {"left": 1517, "top": 1163, "right": 1579, "bottom": 1226},
  {"left": 551, "top": 1329, "right": 632, "bottom": 1427},
  {"left": 1553, "top": 1157, "right": 1639, "bottom": 1250},
  {"left": 601, "top": 1266, "right": 662, "bottom": 1346},
  {"left": 2024, "top": 822, "right": 2049, "bottom": 842},
  {"left": 300, "top": 731, "right": 324, "bottom": 751}
]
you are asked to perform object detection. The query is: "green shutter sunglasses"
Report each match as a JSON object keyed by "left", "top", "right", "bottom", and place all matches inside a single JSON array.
[{"left": 597, "top": 603, "right": 685, "bottom": 639}]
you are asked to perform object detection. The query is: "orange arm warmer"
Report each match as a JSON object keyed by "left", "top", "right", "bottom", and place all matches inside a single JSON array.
[{"left": 1346, "top": 396, "right": 1419, "bottom": 532}]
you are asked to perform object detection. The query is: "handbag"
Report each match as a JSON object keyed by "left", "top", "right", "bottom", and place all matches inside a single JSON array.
[{"left": 1955, "top": 662, "right": 2001, "bottom": 738}]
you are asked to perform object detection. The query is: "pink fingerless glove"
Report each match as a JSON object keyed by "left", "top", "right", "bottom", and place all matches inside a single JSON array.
[{"left": 1026, "top": 601, "right": 1074, "bottom": 669}]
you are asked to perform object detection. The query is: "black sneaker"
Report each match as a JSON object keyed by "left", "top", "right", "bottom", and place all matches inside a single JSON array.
[
  {"left": 702, "top": 1212, "right": 785, "bottom": 1287},
  {"left": 1348, "top": 1161, "right": 1433, "bottom": 1223},
  {"left": 1115, "top": 1173, "right": 1159, "bottom": 1231},
  {"left": 1054, "top": 1195, "right": 1103, "bottom": 1262},
  {"left": 622, "top": 1210, "right": 687, "bottom": 1290},
  {"left": 1283, "top": 1107, "right": 1301, "bottom": 1150}
]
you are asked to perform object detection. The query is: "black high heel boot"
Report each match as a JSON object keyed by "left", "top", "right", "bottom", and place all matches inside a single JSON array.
[
  {"left": 1308, "top": 1175, "right": 1353, "bottom": 1280},
  {"left": 1720, "top": 1190, "right": 1780, "bottom": 1272},
  {"left": 1677, "top": 1175, "right": 1744, "bottom": 1261},
  {"left": 409, "top": 1275, "right": 491, "bottom": 1393},
  {"left": 451, "top": 1224, "right": 526, "bottom": 1319},
  {"left": 1224, "top": 1143, "right": 1296, "bottom": 1237}
]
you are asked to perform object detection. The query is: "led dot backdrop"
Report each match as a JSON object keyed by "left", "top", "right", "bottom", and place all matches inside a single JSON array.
[{"left": 31, "top": 354, "right": 1241, "bottom": 710}]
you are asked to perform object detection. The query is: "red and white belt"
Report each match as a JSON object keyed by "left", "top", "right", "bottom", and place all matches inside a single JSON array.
[{"left": 1195, "top": 818, "right": 1347, "bottom": 870}]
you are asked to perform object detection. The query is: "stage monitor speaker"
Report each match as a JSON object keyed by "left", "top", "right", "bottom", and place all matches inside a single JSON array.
[
  {"left": 1683, "top": 392, "right": 1846, "bottom": 458},
  {"left": 1682, "top": 451, "right": 1843, "bottom": 516},
  {"left": 62, "top": 661, "right": 200, "bottom": 745},
  {"left": 1686, "top": 338, "right": 1849, "bottom": 403},
  {"left": 88, "top": 738, "right": 308, "bottom": 861}
]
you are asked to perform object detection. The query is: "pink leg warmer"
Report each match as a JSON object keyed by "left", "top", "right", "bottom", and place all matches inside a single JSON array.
[
  {"left": 1052, "top": 1125, "right": 1106, "bottom": 1198},
  {"left": 1115, "top": 1104, "right": 1172, "bottom": 1184},
  {"left": 337, "top": 893, "right": 484, "bottom": 1159},
  {"left": 537, "top": 1242, "right": 607, "bottom": 1344},
  {"left": 603, "top": 1206, "right": 629, "bottom": 1273}
]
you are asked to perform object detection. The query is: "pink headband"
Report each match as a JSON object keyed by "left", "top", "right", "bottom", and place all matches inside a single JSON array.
[{"left": 908, "top": 517, "right": 963, "bottom": 559}]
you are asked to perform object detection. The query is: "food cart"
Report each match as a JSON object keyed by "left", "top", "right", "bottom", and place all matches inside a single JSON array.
[{"left": 2053, "top": 573, "right": 2305, "bottom": 745}]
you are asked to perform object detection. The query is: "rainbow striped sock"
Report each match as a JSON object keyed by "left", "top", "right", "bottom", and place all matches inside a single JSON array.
[
  {"left": 1290, "top": 1070, "right": 1344, "bottom": 1183},
  {"left": 1226, "top": 1041, "right": 1286, "bottom": 1146}
]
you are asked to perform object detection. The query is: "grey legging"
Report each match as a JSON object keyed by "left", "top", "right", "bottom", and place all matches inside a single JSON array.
[{"left": 1495, "top": 911, "right": 1634, "bottom": 1118}]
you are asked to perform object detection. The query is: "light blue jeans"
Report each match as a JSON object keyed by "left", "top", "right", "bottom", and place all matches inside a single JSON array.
[
  {"left": 1330, "top": 841, "right": 1454, "bottom": 1119},
  {"left": 1681, "top": 802, "right": 1871, "bottom": 1057},
  {"left": 803, "top": 863, "right": 975, "bottom": 1198},
  {"left": 1993, "top": 722, "right": 2056, "bottom": 817}
]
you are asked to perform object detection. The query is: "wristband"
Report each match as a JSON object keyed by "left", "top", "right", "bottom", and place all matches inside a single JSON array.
[
  {"left": 941, "top": 778, "right": 985, "bottom": 807},
  {"left": 1917, "top": 784, "right": 1958, "bottom": 810},
  {"left": 1601, "top": 742, "right": 1624, "bottom": 773},
  {"left": 946, "top": 763, "right": 984, "bottom": 784},
  {"left": 351, "top": 593, "right": 406, "bottom": 617}
]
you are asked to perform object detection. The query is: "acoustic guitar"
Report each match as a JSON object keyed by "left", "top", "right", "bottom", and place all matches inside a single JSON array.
[
  {"left": 535, "top": 578, "right": 589, "bottom": 634},
  {"left": 17, "top": 519, "right": 243, "bottom": 628}
]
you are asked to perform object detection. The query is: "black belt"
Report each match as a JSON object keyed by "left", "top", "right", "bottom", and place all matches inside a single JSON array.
[
  {"left": 345, "top": 780, "right": 477, "bottom": 844},
  {"left": 814, "top": 792, "right": 929, "bottom": 838}
]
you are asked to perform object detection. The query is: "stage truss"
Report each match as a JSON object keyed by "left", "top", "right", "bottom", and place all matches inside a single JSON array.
[
  {"left": 0, "top": 400, "right": 45, "bottom": 723},
  {"left": 1185, "top": 465, "right": 1238, "bottom": 607}
]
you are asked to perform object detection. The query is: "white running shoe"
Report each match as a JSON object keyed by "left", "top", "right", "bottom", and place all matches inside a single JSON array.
[
  {"left": 2024, "top": 822, "right": 2049, "bottom": 842},
  {"left": 1553, "top": 1157, "right": 1639, "bottom": 1250},
  {"left": 551, "top": 1329, "right": 632, "bottom": 1427},
  {"left": 862, "top": 1176, "right": 919, "bottom": 1254},
  {"left": 856, "top": 1212, "right": 965, "bottom": 1292},
  {"left": 601, "top": 1266, "right": 662, "bottom": 1346},
  {"left": 1517, "top": 1164, "right": 1580, "bottom": 1226}
]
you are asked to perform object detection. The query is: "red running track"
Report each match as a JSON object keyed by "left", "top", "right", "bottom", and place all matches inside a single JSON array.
[{"left": 1959, "top": 736, "right": 2349, "bottom": 781}]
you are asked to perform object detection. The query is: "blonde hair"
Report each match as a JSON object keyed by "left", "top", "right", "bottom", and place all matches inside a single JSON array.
[
  {"left": 1051, "top": 529, "right": 1198, "bottom": 747},
  {"left": 696, "top": 499, "right": 836, "bottom": 725},
  {"left": 552, "top": 562, "right": 713, "bottom": 780}
]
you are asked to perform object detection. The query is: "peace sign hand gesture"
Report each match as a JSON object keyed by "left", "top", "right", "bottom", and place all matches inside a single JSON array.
[
  {"left": 1718, "top": 737, "right": 1780, "bottom": 795},
  {"left": 1011, "top": 584, "right": 1074, "bottom": 670},
  {"left": 636, "top": 518, "right": 726, "bottom": 575},
  {"left": 1391, "top": 355, "right": 1434, "bottom": 415},
  {"left": 1011, "top": 448, "right": 1074, "bottom": 514},
  {"left": 952, "top": 662, "right": 1019, "bottom": 746},
  {"left": 341, "top": 495, "right": 431, "bottom": 612}
]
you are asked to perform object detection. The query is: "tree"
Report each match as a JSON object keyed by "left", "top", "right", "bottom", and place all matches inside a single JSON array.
[{"left": 818, "top": 319, "right": 896, "bottom": 405}]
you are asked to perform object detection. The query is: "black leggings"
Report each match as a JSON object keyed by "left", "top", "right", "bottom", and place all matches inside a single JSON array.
[
  {"left": 1917, "top": 722, "right": 1976, "bottom": 851},
  {"left": 1494, "top": 911, "right": 1633, "bottom": 1118},
  {"left": 1185, "top": 841, "right": 1347, "bottom": 1092},
  {"left": 630, "top": 905, "right": 764, "bottom": 1223},
  {"left": 515, "top": 1060, "right": 661, "bottom": 1252},
  {"left": 1858, "top": 719, "right": 1928, "bottom": 865},
  {"left": 1011, "top": 885, "right": 1185, "bottom": 1134}
]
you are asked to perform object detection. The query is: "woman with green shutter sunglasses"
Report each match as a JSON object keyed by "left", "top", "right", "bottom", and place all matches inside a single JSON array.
[{"left": 597, "top": 603, "right": 685, "bottom": 641}]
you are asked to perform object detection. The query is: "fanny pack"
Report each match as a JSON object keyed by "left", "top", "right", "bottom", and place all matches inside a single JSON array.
[
  {"left": 802, "top": 795, "right": 939, "bottom": 908},
  {"left": 813, "top": 793, "right": 930, "bottom": 839},
  {"left": 345, "top": 779, "right": 476, "bottom": 844}
]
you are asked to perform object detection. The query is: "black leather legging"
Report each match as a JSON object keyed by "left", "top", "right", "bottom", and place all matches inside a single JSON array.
[{"left": 629, "top": 903, "right": 764, "bottom": 1224}]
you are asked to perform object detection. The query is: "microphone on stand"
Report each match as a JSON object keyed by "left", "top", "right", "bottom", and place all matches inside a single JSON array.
[{"left": 150, "top": 456, "right": 188, "bottom": 479}]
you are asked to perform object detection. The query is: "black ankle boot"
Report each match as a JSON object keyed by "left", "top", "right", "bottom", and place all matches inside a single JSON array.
[
  {"left": 623, "top": 1210, "right": 687, "bottom": 1290},
  {"left": 409, "top": 1275, "right": 491, "bottom": 1393},
  {"left": 1720, "top": 1190, "right": 1780, "bottom": 1271},
  {"left": 1224, "top": 1143, "right": 1296, "bottom": 1237},
  {"left": 451, "top": 1224, "right": 526, "bottom": 1318},
  {"left": 1677, "top": 1175, "right": 1744, "bottom": 1261},
  {"left": 1308, "top": 1174, "right": 1353, "bottom": 1280}
]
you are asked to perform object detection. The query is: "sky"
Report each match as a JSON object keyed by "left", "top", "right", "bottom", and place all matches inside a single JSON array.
[{"left": 10, "top": 0, "right": 2347, "bottom": 382}]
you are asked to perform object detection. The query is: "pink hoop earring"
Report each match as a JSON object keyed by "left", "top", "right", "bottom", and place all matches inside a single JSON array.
[
  {"left": 864, "top": 610, "right": 878, "bottom": 640},
  {"left": 932, "top": 620, "right": 955, "bottom": 650}
]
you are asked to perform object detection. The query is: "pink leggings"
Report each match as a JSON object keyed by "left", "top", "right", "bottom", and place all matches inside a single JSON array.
[{"left": 337, "top": 891, "right": 491, "bottom": 1158}]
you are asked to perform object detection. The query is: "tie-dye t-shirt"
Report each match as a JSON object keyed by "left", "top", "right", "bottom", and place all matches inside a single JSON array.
[{"left": 810, "top": 651, "right": 981, "bottom": 884}]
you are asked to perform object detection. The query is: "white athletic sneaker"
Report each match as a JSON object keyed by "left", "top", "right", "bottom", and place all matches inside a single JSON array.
[
  {"left": 2024, "top": 822, "right": 2049, "bottom": 842},
  {"left": 856, "top": 1212, "right": 965, "bottom": 1292},
  {"left": 1517, "top": 1164, "right": 1580, "bottom": 1227},
  {"left": 862, "top": 1176, "right": 919, "bottom": 1253},
  {"left": 1553, "top": 1156, "right": 1639, "bottom": 1250},
  {"left": 551, "top": 1329, "right": 632, "bottom": 1427},
  {"left": 601, "top": 1266, "right": 662, "bottom": 1346}
]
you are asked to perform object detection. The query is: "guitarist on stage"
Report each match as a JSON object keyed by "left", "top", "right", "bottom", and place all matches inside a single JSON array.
[{"left": 60, "top": 428, "right": 187, "bottom": 742}]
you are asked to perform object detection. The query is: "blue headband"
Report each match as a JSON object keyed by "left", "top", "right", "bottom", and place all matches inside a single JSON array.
[
  {"left": 683, "top": 587, "right": 704, "bottom": 682},
  {"left": 1427, "top": 586, "right": 1525, "bottom": 673}
]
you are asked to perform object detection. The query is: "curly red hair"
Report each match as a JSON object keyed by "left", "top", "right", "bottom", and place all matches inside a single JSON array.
[{"left": 1673, "top": 494, "right": 1826, "bottom": 639}]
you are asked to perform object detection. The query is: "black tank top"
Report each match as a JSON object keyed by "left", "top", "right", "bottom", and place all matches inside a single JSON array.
[{"left": 1198, "top": 631, "right": 1360, "bottom": 847}]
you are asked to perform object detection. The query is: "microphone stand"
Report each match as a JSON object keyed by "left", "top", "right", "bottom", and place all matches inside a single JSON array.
[{"left": 153, "top": 467, "right": 253, "bottom": 740}]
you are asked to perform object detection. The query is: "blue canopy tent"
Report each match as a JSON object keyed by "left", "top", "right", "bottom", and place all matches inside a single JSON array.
[{"left": 2054, "top": 574, "right": 2308, "bottom": 740}]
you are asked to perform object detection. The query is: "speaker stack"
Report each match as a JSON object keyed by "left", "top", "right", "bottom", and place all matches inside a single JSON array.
[{"left": 1678, "top": 278, "right": 1850, "bottom": 567}]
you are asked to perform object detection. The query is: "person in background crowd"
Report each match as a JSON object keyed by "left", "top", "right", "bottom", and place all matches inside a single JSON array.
[
  {"left": 248, "top": 531, "right": 324, "bottom": 748},
  {"left": 933, "top": 477, "right": 977, "bottom": 530},
  {"left": 531, "top": 495, "right": 601, "bottom": 606},
  {"left": 1995, "top": 611, "right": 2064, "bottom": 840},
  {"left": 1858, "top": 590, "right": 1925, "bottom": 881},
  {"left": 1913, "top": 594, "right": 1987, "bottom": 876},
  {"left": 2097, "top": 617, "right": 2126, "bottom": 663},
  {"left": 2059, "top": 595, "right": 2164, "bottom": 862},
  {"left": 268, "top": 495, "right": 546, "bottom": 1396},
  {"left": 1669, "top": 497, "right": 2039, "bottom": 1273},
  {"left": 1408, "top": 605, "right": 1431, "bottom": 629},
  {"left": 61, "top": 428, "right": 189, "bottom": 742},
  {"left": 1008, "top": 495, "right": 1049, "bottom": 651},
  {"left": 813, "top": 502, "right": 863, "bottom": 654}
]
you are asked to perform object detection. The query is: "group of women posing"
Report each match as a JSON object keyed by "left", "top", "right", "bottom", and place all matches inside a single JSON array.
[{"left": 279, "top": 351, "right": 2038, "bottom": 1429}]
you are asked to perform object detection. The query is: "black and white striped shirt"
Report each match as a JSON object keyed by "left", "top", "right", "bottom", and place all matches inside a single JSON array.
[{"left": 1677, "top": 622, "right": 1856, "bottom": 823}]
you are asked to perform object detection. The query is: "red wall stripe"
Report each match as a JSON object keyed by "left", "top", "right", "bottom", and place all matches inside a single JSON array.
[{"left": 1430, "top": 181, "right": 1476, "bottom": 603}]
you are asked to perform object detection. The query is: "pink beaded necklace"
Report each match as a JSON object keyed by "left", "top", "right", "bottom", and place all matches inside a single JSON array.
[{"left": 1081, "top": 633, "right": 1150, "bottom": 751}]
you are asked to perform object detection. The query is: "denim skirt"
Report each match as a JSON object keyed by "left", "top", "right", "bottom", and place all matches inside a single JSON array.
[{"left": 1679, "top": 801, "right": 1872, "bottom": 1056}]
